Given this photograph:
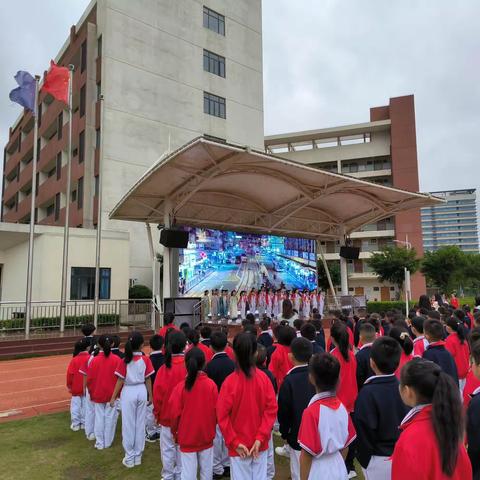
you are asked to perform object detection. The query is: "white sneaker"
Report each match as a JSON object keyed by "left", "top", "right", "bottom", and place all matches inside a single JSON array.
[
  {"left": 348, "top": 471, "right": 358, "bottom": 479},
  {"left": 275, "top": 445, "right": 289, "bottom": 458},
  {"left": 86, "top": 433, "right": 95, "bottom": 441},
  {"left": 70, "top": 424, "right": 80, "bottom": 432},
  {"left": 134, "top": 457, "right": 142, "bottom": 466},
  {"left": 122, "top": 458, "right": 134, "bottom": 469}
]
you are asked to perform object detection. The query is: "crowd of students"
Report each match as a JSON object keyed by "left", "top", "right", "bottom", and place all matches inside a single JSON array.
[{"left": 66, "top": 299, "right": 480, "bottom": 479}]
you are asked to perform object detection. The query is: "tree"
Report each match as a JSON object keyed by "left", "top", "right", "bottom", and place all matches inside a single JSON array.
[
  {"left": 367, "top": 246, "right": 420, "bottom": 291},
  {"left": 128, "top": 284, "right": 152, "bottom": 299},
  {"left": 421, "top": 246, "right": 468, "bottom": 294},
  {"left": 317, "top": 260, "right": 341, "bottom": 292}
]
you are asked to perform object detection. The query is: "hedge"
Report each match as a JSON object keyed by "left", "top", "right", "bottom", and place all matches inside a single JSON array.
[
  {"left": 0, "top": 313, "right": 120, "bottom": 332},
  {"left": 366, "top": 301, "right": 408, "bottom": 314}
]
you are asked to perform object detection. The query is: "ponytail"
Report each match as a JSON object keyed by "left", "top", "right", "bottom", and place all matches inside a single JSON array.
[
  {"left": 330, "top": 321, "right": 350, "bottom": 361},
  {"left": 401, "top": 359, "right": 464, "bottom": 477},
  {"left": 124, "top": 331, "right": 144, "bottom": 364},
  {"left": 233, "top": 332, "right": 257, "bottom": 377},
  {"left": 185, "top": 347, "right": 205, "bottom": 391},
  {"left": 97, "top": 334, "right": 111, "bottom": 357},
  {"left": 447, "top": 317, "right": 466, "bottom": 344},
  {"left": 72, "top": 338, "right": 89, "bottom": 357},
  {"left": 165, "top": 331, "right": 187, "bottom": 368},
  {"left": 389, "top": 326, "right": 414, "bottom": 355}
]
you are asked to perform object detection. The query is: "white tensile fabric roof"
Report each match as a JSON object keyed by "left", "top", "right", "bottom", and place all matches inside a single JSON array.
[{"left": 109, "top": 137, "right": 442, "bottom": 240}]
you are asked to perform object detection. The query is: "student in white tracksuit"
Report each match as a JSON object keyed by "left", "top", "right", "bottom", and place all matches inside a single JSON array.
[
  {"left": 80, "top": 351, "right": 96, "bottom": 441},
  {"left": 111, "top": 332, "right": 154, "bottom": 468}
]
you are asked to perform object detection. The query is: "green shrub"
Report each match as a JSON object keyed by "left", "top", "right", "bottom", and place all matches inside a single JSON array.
[
  {"left": 367, "top": 301, "right": 408, "bottom": 314},
  {"left": 129, "top": 284, "right": 152, "bottom": 299}
]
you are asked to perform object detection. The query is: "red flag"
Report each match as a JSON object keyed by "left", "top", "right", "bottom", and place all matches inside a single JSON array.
[{"left": 42, "top": 60, "right": 70, "bottom": 104}]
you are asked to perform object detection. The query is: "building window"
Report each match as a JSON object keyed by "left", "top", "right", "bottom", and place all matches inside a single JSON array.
[
  {"left": 71, "top": 189, "right": 77, "bottom": 202},
  {"left": 97, "top": 35, "right": 102, "bottom": 57},
  {"left": 46, "top": 202, "right": 55, "bottom": 218},
  {"left": 204, "top": 92, "right": 226, "bottom": 119},
  {"left": 57, "top": 112, "right": 63, "bottom": 140},
  {"left": 97, "top": 82, "right": 101, "bottom": 100},
  {"left": 38, "top": 103, "right": 42, "bottom": 127},
  {"left": 96, "top": 128, "right": 101, "bottom": 149},
  {"left": 80, "top": 85, "right": 86, "bottom": 117},
  {"left": 79, "top": 131, "right": 85, "bottom": 163},
  {"left": 47, "top": 165, "right": 56, "bottom": 178},
  {"left": 56, "top": 152, "right": 62, "bottom": 180},
  {"left": 94, "top": 175, "right": 99, "bottom": 196},
  {"left": 70, "top": 267, "right": 111, "bottom": 300},
  {"left": 34, "top": 207, "right": 38, "bottom": 223},
  {"left": 36, "top": 137, "right": 41, "bottom": 162},
  {"left": 35, "top": 172, "right": 39, "bottom": 196},
  {"left": 54, "top": 192, "right": 60, "bottom": 221},
  {"left": 80, "top": 41, "right": 87, "bottom": 72},
  {"left": 78, "top": 177, "right": 84, "bottom": 209},
  {"left": 203, "top": 49, "right": 226, "bottom": 77},
  {"left": 203, "top": 6, "right": 225, "bottom": 35}
]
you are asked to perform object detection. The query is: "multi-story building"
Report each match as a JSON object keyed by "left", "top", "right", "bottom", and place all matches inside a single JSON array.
[
  {"left": 421, "top": 189, "right": 479, "bottom": 253},
  {"left": 265, "top": 95, "right": 426, "bottom": 301},
  {"left": 2, "top": 0, "right": 264, "bottom": 291}
]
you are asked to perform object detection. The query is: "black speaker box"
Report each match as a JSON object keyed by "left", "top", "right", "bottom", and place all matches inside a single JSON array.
[
  {"left": 339, "top": 246, "right": 360, "bottom": 260},
  {"left": 160, "top": 229, "right": 189, "bottom": 248}
]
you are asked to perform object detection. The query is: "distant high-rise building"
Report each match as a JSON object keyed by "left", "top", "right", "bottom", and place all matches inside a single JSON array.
[{"left": 421, "top": 189, "right": 479, "bottom": 253}]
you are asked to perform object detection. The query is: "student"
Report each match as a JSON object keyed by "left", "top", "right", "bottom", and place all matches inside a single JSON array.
[
  {"left": 353, "top": 308, "right": 368, "bottom": 347},
  {"left": 170, "top": 348, "right": 219, "bottom": 480},
  {"left": 80, "top": 346, "right": 96, "bottom": 441},
  {"left": 206, "top": 331, "right": 235, "bottom": 479},
  {"left": 186, "top": 328, "right": 213, "bottom": 363},
  {"left": 158, "top": 312, "right": 179, "bottom": 338},
  {"left": 300, "top": 322, "right": 324, "bottom": 354},
  {"left": 465, "top": 328, "right": 480, "bottom": 409},
  {"left": 145, "top": 334, "right": 165, "bottom": 442},
  {"left": 355, "top": 322, "right": 376, "bottom": 390},
  {"left": 202, "top": 290, "right": 211, "bottom": 321},
  {"left": 111, "top": 335, "right": 125, "bottom": 359},
  {"left": 200, "top": 325, "right": 212, "bottom": 347},
  {"left": 298, "top": 352, "right": 356, "bottom": 479},
  {"left": 311, "top": 316, "right": 326, "bottom": 351},
  {"left": 278, "top": 338, "right": 316, "bottom": 480},
  {"left": 423, "top": 319, "right": 459, "bottom": 383},
  {"left": 391, "top": 358, "right": 472, "bottom": 479},
  {"left": 110, "top": 332, "right": 154, "bottom": 468},
  {"left": 66, "top": 338, "right": 90, "bottom": 431},
  {"left": 153, "top": 331, "right": 187, "bottom": 480},
  {"left": 445, "top": 317, "right": 470, "bottom": 392},
  {"left": 410, "top": 316, "right": 428, "bottom": 357},
  {"left": 81, "top": 323, "right": 97, "bottom": 351},
  {"left": 293, "top": 318, "right": 305, "bottom": 337},
  {"left": 217, "top": 333, "right": 278, "bottom": 478},
  {"left": 389, "top": 326, "right": 414, "bottom": 379},
  {"left": 269, "top": 325, "right": 296, "bottom": 390},
  {"left": 258, "top": 318, "right": 274, "bottom": 349},
  {"left": 354, "top": 337, "right": 409, "bottom": 479},
  {"left": 467, "top": 340, "right": 480, "bottom": 479},
  {"left": 86, "top": 334, "right": 121, "bottom": 450},
  {"left": 256, "top": 344, "right": 277, "bottom": 394}
]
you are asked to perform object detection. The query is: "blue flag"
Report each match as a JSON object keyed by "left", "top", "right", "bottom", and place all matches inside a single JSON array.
[{"left": 9, "top": 71, "right": 36, "bottom": 113}]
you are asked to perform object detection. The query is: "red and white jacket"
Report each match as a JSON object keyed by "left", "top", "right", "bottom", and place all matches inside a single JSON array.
[
  {"left": 269, "top": 344, "right": 293, "bottom": 390},
  {"left": 331, "top": 347, "right": 357, "bottom": 413},
  {"left": 217, "top": 368, "right": 277, "bottom": 456},
  {"left": 395, "top": 351, "right": 414, "bottom": 379},
  {"left": 170, "top": 372, "right": 218, "bottom": 452},
  {"left": 115, "top": 353, "right": 154, "bottom": 385},
  {"left": 413, "top": 335, "right": 429, "bottom": 357},
  {"left": 67, "top": 351, "right": 90, "bottom": 396},
  {"left": 85, "top": 352, "right": 121, "bottom": 403},
  {"left": 445, "top": 332, "right": 470, "bottom": 380},
  {"left": 463, "top": 370, "right": 480, "bottom": 410}
]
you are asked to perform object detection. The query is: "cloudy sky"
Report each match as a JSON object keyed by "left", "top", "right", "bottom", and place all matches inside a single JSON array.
[{"left": 1, "top": 0, "right": 479, "bottom": 193}]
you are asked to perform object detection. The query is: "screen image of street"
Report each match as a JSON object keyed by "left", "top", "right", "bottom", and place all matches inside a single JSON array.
[{"left": 178, "top": 227, "right": 317, "bottom": 296}]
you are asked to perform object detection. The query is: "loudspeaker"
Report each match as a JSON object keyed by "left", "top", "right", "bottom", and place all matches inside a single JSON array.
[
  {"left": 160, "top": 229, "right": 189, "bottom": 248},
  {"left": 339, "top": 246, "right": 360, "bottom": 260}
]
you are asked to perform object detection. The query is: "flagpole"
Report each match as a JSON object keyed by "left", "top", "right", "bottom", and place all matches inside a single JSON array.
[
  {"left": 60, "top": 65, "right": 74, "bottom": 333},
  {"left": 24, "top": 76, "right": 40, "bottom": 336},
  {"left": 93, "top": 94, "right": 104, "bottom": 327}
]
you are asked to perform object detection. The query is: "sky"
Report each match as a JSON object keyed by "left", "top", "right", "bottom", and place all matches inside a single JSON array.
[{"left": 1, "top": 0, "right": 479, "bottom": 194}]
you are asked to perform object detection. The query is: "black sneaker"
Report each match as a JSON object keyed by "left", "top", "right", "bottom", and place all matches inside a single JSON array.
[
  {"left": 212, "top": 475, "right": 223, "bottom": 480},
  {"left": 222, "top": 467, "right": 231, "bottom": 477},
  {"left": 145, "top": 432, "right": 160, "bottom": 443}
]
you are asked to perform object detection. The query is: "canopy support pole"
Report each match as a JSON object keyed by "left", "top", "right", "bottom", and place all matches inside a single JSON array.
[
  {"left": 146, "top": 222, "right": 160, "bottom": 329},
  {"left": 162, "top": 199, "right": 172, "bottom": 312},
  {"left": 339, "top": 226, "right": 349, "bottom": 296}
]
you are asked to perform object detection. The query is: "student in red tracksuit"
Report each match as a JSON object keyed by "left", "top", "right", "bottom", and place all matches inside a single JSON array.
[
  {"left": 411, "top": 315, "right": 429, "bottom": 357},
  {"left": 170, "top": 347, "right": 218, "bottom": 480},
  {"left": 66, "top": 338, "right": 90, "bottom": 431},
  {"left": 392, "top": 358, "right": 472, "bottom": 480},
  {"left": 86, "top": 334, "right": 121, "bottom": 450},
  {"left": 153, "top": 330, "right": 187, "bottom": 480},
  {"left": 269, "top": 325, "right": 296, "bottom": 390},
  {"left": 185, "top": 328, "right": 213, "bottom": 363},
  {"left": 389, "top": 326, "right": 414, "bottom": 378},
  {"left": 217, "top": 333, "right": 277, "bottom": 479},
  {"left": 445, "top": 317, "right": 470, "bottom": 392},
  {"left": 158, "top": 312, "right": 179, "bottom": 339}
]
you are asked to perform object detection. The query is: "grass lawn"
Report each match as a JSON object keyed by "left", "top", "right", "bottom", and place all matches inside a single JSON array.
[{"left": 0, "top": 412, "right": 364, "bottom": 479}]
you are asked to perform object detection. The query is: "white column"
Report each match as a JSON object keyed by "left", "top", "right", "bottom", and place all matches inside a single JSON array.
[
  {"left": 162, "top": 199, "right": 172, "bottom": 300},
  {"left": 146, "top": 222, "right": 159, "bottom": 329}
]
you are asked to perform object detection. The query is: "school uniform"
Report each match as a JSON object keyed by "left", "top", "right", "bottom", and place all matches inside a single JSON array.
[
  {"left": 115, "top": 353, "right": 154, "bottom": 466},
  {"left": 445, "top": 332, "right": 470, "bottom": 389},
  {"left": 464, "top": 370, "right": 480, "bottom": 409},
  {"left": 145, "top": 351, "right": 165, "bottom": 437},
  {"left": 158, "top": 324, "right": 179, "bottom": 339},
  {"left": 153, "top": 355, "right": 186, "bottom": 480},
  {"left": 353, "top": 318, "right": 366, "bottom": 347},
  {"left": 354, "top": 374, "right": 409, "bottom": 479},
  {"left": 310, "top": 340, "right": 324, "bottom": 355},
  {"left": 201, "top": 338, "right": 211, "bottom": 348},
  {"left": 467, "top": 387, "right": 480, "bottom": 479},
  {"left": 111, "top": 348, "right": 125, "bottom": 360},
  {"left": 278, "top": 365, "right": 316, "bottom": 480},
  {"left": 331, "top": 348, "right": 358, "bottom": 413},
  {"left": 269, "top": 344, "right": 294, "bottom": 390},
  {"left": 298, "top": 392, "right": 356, "bottom": 480},
  {"left": 86, "top": 352, "right": 121, "bottom": 449},
  {"left": 66, "top": 351, "right": 90, "bottom": 429},
  {"left": 413, "top": 335, "right": 428, "bottom": 357},
  {"left": 395, "top": 351, "right": 414, "bottom": 379},
  {"left": 225, "top": 345, "right": 235, "bottom": 361},
  {"left": 217, "top": 368, "right": 277, "bottom": 479},
  {"left": 315, "top": 329, "right": 326, "bottom": 351},
  {"left": 392, "top": 404, "right": 472, "bottom": 480},
  {"left": 170, "top": 372, "right": 219, "bottom": 480},
  {"left": 258, "top": 331, "right": 274, "bottom": 349},
  {"left": 422, "top": 341, "right": 459, "bottom": 384},
  {"left": 355, "top": 343, "right": 374, "bottom": 390},
  {"left": 79, "top": 354, "right": 96, "bottom": 440},
  {"left": 197, "top": 342, "right": 214, "bottom": 363}
]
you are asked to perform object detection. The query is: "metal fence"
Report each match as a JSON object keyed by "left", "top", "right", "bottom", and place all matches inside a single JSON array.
[
  {"left": 0, "top": 299, "right": 159, "bottom": 339},
  {"left": 324, "top": 295, "right": 367, "bottom": 314}
]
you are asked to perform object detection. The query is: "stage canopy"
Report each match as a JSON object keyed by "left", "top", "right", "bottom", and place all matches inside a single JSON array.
[{"left": 110, "top": 137, "right": 442, "bottom": 240}]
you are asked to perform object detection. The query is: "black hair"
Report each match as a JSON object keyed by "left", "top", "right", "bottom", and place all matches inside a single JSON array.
[
  {"left": 282, "top": 299, "right": 294, "bottom": 319},
  {"left": 256, "top": 343, "right": 267, "bottom": 367},
  {"left": 371, "top": 337, "right": 402, "bottom": 374},
  {"left": 233, "top": 332, "right": 257, "bottom": 377},
  {"left": 243, "top": 324, "right": 258, "bottom": 336},
  {"left": 428, "top": 310, "right": 441, "bottom": 320},
  {"left": 73, "top": 338, "right": 89, "bottom": 357},
  {"left": 210, "top": 331, "right": 228, "bottom": 352},
  {"left": 111, "top": 335, "right": 121, "bottom": 348},
  {"left": 454, "top": 309, "right": 466, "bottom": 322},
  {"left": 300, "top": 322, "right": 316, "bottom": 341},
  {"left": 245, "top": 313, "right": 256, "bottom": 325},
  {"left": 124, "top": 331, "right": 144, "bottom": 364},
  {"left": 389, "top": 326, "right": 414, "bottom": 355},
  {"left": 185, "top": 347, "right": 205, "bottom": 391},
  {"left": 418, "top": 307, "right": 430, "bottom": 316},
  {"left": 186, "top": 328, "right": 200, "bottom": 346},
  {"left": 149, "top": 334, "right": 164, "bottom": 351},
  {"left": 164, "top": 312, "right": 175, "bottom": 325},
  {"left": 291, "top": 337, "right": 313, "bottom": 363},
  {"left": 400, "top": 358, "right": 464, "bottom": 476},
  {"left": 276, "top": 325, "right": 297, "bottom": 346},
  {"left": 424, "top": 319, "right": 444, "bottom": 342},
  {"left": 309, "top": 353, "right": 340, "bottom": 392},
  {"left": 330, "top": 321, "right": 350, "bottom": 361},
  {"left": 311, "top": 318, "right": 322, "bottom": 332},
  {"left": 81, "top": 323, "right": 96, "bottom": 337},
  {"left": 259, "top": 318, "right": 269, "bottom": 332},
  {"left": 293, "top": 318, "right": 304, "bottom": 331},
  {"left": 179, "top": 322, "right": 190, "bottom": 330},
  {"left": 411, "top": 316, "right": 425, "bottom": 334},
  {"left": 97, "top": 334, "right": 112, "bottom": 357},
  {"left": 446, "top": 317, "right": 466, "bottom": 344},
  {"left": 200, "top": 325, "right": 212, "bottom": 339},
  {"left": 359, "top": 322, "right": 376, "bottom": 342},
  {"left": 418, "top": 295, "right": 431, "bottom": 311},
  {"left": 165, "top": 331, "right": 187, "bottom": 368}
]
